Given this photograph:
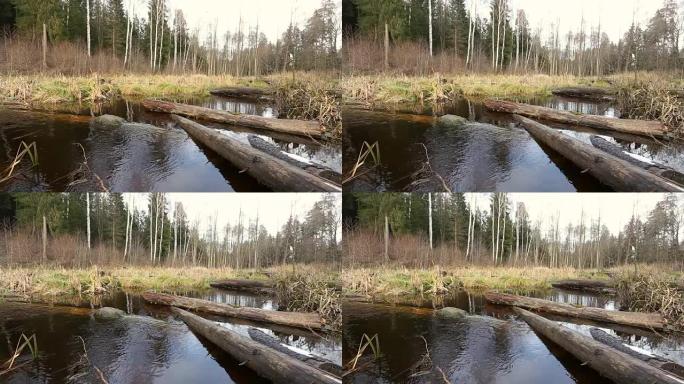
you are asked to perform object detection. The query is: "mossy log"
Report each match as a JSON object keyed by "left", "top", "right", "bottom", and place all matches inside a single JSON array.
[
  {"left": 172, "top": 308, "right": 340, "bottom": 384},
  {"left": 142, "top": 291, "right": 325, "bottom": 331},
  {"left": 485, "top": 291, "right": 668, "bottom": 330},
  {"left": 514, "top": 307, "right": 684, "bottom": 384}
]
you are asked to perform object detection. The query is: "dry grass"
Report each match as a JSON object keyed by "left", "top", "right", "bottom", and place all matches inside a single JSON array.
[
  {"left": 615, "top": 74, "right": 684, "bottom": 135},
  {"left": 616, "top": 270, "right": 684, "bottom": 329}
]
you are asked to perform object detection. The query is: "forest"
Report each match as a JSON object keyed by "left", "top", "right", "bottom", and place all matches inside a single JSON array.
[
  {"left": 0, "top": 192, "right": 341, "bottom": 268},
  {"left": 343, "top": 0, "right": 683, "bottom": 74},
  {"left": 344, "top": 193, "right": 684, "bottom": 269},
  {"left": 0, "top": 0, "right": 340, "bottom": 74}
]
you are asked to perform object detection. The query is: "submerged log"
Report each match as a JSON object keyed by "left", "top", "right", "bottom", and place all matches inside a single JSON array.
[
  {"left": 172, "top": 308, "right": 340, "bottom": 384},
  {"left": 247, "top": 328, "right": 342, "bottom": 377},
  {"left": 209, "top": 86, "right": 273, "bottom": 100},
  {"left": 142, "top": 291, "right": 325, "bottom": 331},
  {"left": 590, "top": 328, "right": 684, "bottom": 379},
  {"left": 513, "top": 115, "right": 684, "bottom": 192},
  {"left": 590, "top": 135, "right": 684, "bottom": 186},
  {"left": 514, "top": 307, "right": 684, "bottom": 384},
  {"left": 484, "top": 99, "right": 669, "bottom": 138},
  {"left": 551, "top": 279, "right": 616, "bottom": 294},
  {"left": 171, "top": 115, "right": 341, "bottom": 192},
  {"left": 484, "top": 291, "right": 668, "bottom": 330},
  {"left": 551, "top": 87, "right": 616, "bottom": 101},
  {"left": 142, "top": 100, "right": 323, "bottom": 139},
  {"left": 210, "top": 279, "right": 274, "bottom": 293}
]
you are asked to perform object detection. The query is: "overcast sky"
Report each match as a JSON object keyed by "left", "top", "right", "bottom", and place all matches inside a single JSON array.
[
  {"left": 124, "top": 193, "right": 340, "bottom": 237},
  {"left": 472, "top": 0, "right": 677, "bottom": 43},
  {"left": 125, "top": 0, "right": 341, "bottom": 45},
  {"left": 470, "top": 193, "right": 673, "bottom": 235}
]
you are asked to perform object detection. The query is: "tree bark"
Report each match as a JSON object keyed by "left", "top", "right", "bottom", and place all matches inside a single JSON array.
[
  {"left": 86, "top": 193, "right": 91, "bottom": 249},
  {"left": 42, "top": 23, "right": 47, "bottom": 69},
  {"left": 512, "top": 115, "right": 683, "bottom": 192},
  {"left": 42, "top": 215, "right": 47, "bottom": 261},
  {"left": 514, "top": 307, "right": 683, "bottom": 384},
  {"left": 86, "top": 0, "right": 91, "bottom": 57},
  {"left": 484, "top": 99, "right": 669, "bottom": 138},
  {"left": 485, "top": 292, "right": 667, "bottom": 330},
  {"left": 142, "top": 292, "right": 325, "bottom": 331},
  {"left": 172, "top": 308, "right": 339, "bottom": 384}
]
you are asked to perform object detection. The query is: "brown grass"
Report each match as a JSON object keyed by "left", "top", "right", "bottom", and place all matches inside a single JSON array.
[{"left": 617, "top": 271, "right": 684, "bottom": 329}]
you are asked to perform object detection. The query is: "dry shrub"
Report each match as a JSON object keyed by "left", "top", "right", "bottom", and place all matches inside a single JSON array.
[
  {"left": 273, "top": 268, "right": 341, "bottom": 331},
  {"left": 617, "top": 273, "right": 684, "bottom": 329},
  {"left": 617, "top": 80, "right": 684, "bottom": 135},
  {"left": 271, "top": 77, "right": 341, "bottom": 138}
]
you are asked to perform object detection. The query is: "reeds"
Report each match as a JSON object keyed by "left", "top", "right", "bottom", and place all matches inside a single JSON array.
[
  {"left": 1, "top": 333, "right": 38, "bottom": 376},
  {"left": 617, "top": 273, "right": 684, "bottom": 329},
  {"left": 616, "top": 80, "right": 684, "bottom": 136},
  {"left": 343, "top": 141, "right": 380, "bottom": 184},
  {"left": 0, "top": 141, "right": 38, "bottom": 184}
]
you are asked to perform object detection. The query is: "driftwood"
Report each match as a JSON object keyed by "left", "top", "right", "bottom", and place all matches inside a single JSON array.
[
  {"left": 142, "top": 291, "right": 325, "bottom": 331},
  {"left": 142, "top": 100, "right": 323, "bottom": 139},
  {"left": 171, "top": 115, "right": 341, "bottom": 192},
  {"left": 514, "top": 307, "right": 684, "bottom": 384},
  {"left": 590, "top": 328, "right": 684, "bottom": 379},
  {"left": 172, "top": 308, "right": 340, "bottom": 384},
  {"left": 590, "top": 135, "right": 684, "bottom": 186},
  {"left": 247, "top": 135, "right": 341, "bottom": 184},
  {"left": 551, "top": 279, "right": 616, "bottom": 294},
  {"left": 210, "top": 279, "right": 274, "bottom": 294},
  {"left": 209, "top": 87, "right": 273, "bottom": 101},
  {"left": 247, "top": 328, "right": 342, "bottom": 377},
  {"left": 513, "top": 115, "right": 684, "bottom": 192},
  {"left": 484, "top": 99, "right": 669, "bottom": 138},
  {"left": 484, "top": 292, "right": 668, "bottom": 330},
  {"left": 551, "top": 87, "right": 616, "bottom": 101}
]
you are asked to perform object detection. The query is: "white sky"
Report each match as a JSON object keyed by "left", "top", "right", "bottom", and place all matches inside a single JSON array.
[
  {"left": 123, "top": 193, "right": 341, "bottom": 237},
  {"left": 469, "top": 193, "right": 673, "bottom": 235},
  {"left": 471, "top": 0, "right": 675, "bottom": 43},
  {"left": 125, "top": 0, "right": 341, "bottom": 45}
]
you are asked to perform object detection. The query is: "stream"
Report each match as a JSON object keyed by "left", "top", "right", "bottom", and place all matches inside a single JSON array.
[
  {"left": 0, "top": 289, "right": 341, "bottom": 383},
  {"left": 343, "top": 289, "right": 684, "bottom": 384},
  {"left": 0, "top": 96, "right": 341, "bottom": 192},
  {"left": 343, "top": 97, "right": 684, "bottom": 192}
]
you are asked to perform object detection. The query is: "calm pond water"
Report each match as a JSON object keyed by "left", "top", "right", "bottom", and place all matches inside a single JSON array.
[
  {"left": 343, "top": 289, "right": 684, "bottom": 384},
  {"left": 0, "top": 96, "right": 341, "bottom": 192},
  {"left": 343, "top": 97, "right": 684, "bottom": 192},
  {"left": 0, "top": 289, "right": 341, "bottom": 383}
]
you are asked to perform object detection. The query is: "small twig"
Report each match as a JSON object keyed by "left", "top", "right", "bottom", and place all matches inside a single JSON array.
[{"left": 420, "top": 143, "right": 452, "bottom": 192}]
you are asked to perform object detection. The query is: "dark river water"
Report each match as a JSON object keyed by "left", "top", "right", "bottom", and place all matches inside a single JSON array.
[
  {"left": 343, "top": 97, "right": 684, "bottom": 192},
  {"left": 0, "top": 289, "right": 341, "bottom": 383},
  {"left": 0, "top": 97, "right": 341, "bottom": 192},
  {"left": 343, "top": 289, "right": 684, "bottom": 384}
]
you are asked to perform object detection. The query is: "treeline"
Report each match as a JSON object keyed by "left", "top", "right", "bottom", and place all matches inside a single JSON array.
[
  {"left": 344, "top": 193, "right": 683, "bottom": 269},
  {"left": 343, "top": 0, "right": 682, "bottom": 75},
  {"left": 0, "top": 193, "right": 340, "bottom": 267},
  {"left": 0, "top": 0, "right": 339, "bottom": 74}
]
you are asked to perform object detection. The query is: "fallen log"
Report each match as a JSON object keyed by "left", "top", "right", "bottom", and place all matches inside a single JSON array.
[
  {"left": 209, "top": 86, "right": 273, "bottom": 101},
  {"left": 551, "top": 87, "right": 616, "bottom": 101},
  {"left": 513, "top": 115, "right": 684, "bottom": 192},
  {"left": 484, "top": 99, "right": 669, "bottom": 138},
  {"left": 484, "top": 291, "right": 668, "bottom": 330},
  {"left": 551, "top": 279, "right": 616, "bottom": 294},
  {"left": 247, "top": 135, "right": 341, "bottom": 184},
  {"left": 142, "top": 100, "right": 323, "bottom": 139},
  {"left": 248, "top": 327, "right": 342, "bottom": 378},
  {"left": 142, "top": 291, "right": 325, "bottom": 331},
  {"left": 172, "top": 308, "right": 340, "bottom": 384},
  {"left": 171, "top": 115, "right": 341, "bottom": 192},
  {"left": 210, "top": 279, "right": 274, "bottom": 294},
  {"left": 590, "top": 328, "right": 684, "bottom": 379},
  {"left": 590, "top": 135, "right": 684, "bottom": 186},
  {"left": 514, "top": 307, "right": 684, "bottom": 384}
]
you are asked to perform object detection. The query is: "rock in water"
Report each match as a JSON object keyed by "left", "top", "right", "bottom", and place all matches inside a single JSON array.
[
  {"left": 437, "top": 307, "right": 468, "bottom": 319},
  {"left": 437, "top": 114, "right": 468, "bottom": 127},
  {"left": 93, "top": 114, "right": 125, "bottom": 128},
  {"left": 94, "top": 307, "right": 125, "bottom": 320}
]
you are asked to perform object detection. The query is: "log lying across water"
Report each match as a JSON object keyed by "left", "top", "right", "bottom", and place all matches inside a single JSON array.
[
  {"left": 142, "top": 100, "right": 323, "bottom": 139},
  {"left": 513, "top": 115, "right": 684, "bottom": 192},
  {"left": 210, "top": 279, "right": 274, "bottom": 294},
  {"left": 483, "top": 99, "right": 669, "bottom": 138},
  {"left": 551, "top": 87, "right": 616, "bottom": 101},
  {"left": 172, "top": 308, "right": 340, "bottom": 384},
  {"left": 514, "top": 307, "right": 684, "bottom": 384},
  {"left": 484, "top": 291, "right": 668, "bottom": 330},
  {"left": 171, "top": 115, "right": 341, "bottom": 192},
  {"left": 248, "top": 328, "right": 343, "bottom": 378},
  {"left": 590, "top": 328, "right": 684, "bottom": 379},
  {"left": 551, "top": 279, "right": 616, "bottom": 294},
  {"left": 142, "top": 291, "right": 325, "bottom": 331},
  {"left": 209, "top": 86, "right": 273, "bottom": 101}
]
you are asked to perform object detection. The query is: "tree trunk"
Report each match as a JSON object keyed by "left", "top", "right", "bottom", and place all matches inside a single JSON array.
[
  {"left": 42, "top": 23, "right": 47, "bottom": 69},
  {"left": 514, "top": 307, "right": 683, "bottom": 384},
  {"left": 551, "top": 279, "right": 616, "bottom": 294},
  {"left": 86, "top": 193, "right": 91, "bottom": 249},
  {"left": 209, "top": 87, "right": 273, "bottom": 101},
  {"left": 209, "top": 279, "right": 274, "bottom": 293},
  {"left": 172, "top": 308, "right": 339, "bottom": 384},
  {"left": 428, "top": 0, "right": 433, "bottom": 57},
  {"left": 511, "top": 115, "right": 683, "bottom": 192},
  {"left": 551, "top": 87, "right": 616, "bottom": 101},
  {"left": 384, "top": 22, "right": 389, "bottom": 70},
  {"left": 143, "top": 292, "right": 325, "bottom": 331},
  {"left": 428, "top": 193, "right": 433, "bottom": 249},
  {"left": 86, "top": 0, "right": 91, "bottom": 57},
  {"left": 485, "top": 292, "right": 667, "bottom": 330},
  {"left": 42, "top": 215, "right": 47, "bottom": 261},
  {"left": 384, "top": 215, "right": 389, "bottom": 261}
]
